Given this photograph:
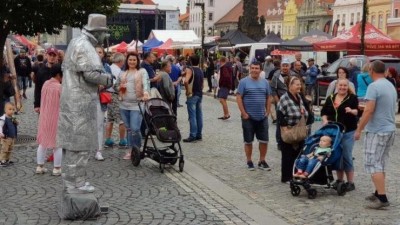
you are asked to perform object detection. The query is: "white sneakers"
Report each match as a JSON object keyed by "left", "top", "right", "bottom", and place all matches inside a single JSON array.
[
  {"left": 95, "top": 151, "right": 105, "bottom": 161},
  {"left": 35, "top": 166, "right": 48, "bottom": 174},
  {"left": 52, "top": 168, "right": 62, "bottom": 176}
]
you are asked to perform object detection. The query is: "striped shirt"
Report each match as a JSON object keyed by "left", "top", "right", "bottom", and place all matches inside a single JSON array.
[{"left": 237, "top": 76, "right": 271, "bottom": 121}]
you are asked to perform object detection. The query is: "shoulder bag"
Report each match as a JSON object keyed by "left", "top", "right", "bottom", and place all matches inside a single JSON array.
[{"left": 280, "top": 115, "right": 308, "bottom": 144}]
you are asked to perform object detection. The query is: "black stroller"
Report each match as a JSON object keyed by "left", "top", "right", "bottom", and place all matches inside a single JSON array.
[
  {"left": 132, "top": 98, "right": 184, "bottom": 173},
  {"left": 290, "top": 122, "right": 347, "bottom": 199}
]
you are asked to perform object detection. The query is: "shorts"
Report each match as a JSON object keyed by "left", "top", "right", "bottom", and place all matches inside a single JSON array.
[
  {"left": 364, "top": 132, "right": 395, "bottom": 174},
  {"left": 241, "top": 117, "right": 268, "bottom": 144},
  {"left": 106, "top": 93, "right": 123, "bottom": 124},
  {"left": 217, "top": 87, "right": 229, "bottom": 99}
]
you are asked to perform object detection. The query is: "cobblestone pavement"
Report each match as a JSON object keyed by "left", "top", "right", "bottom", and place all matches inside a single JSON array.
[
  {"left": 0, "top": 88, "right": 258, "bottom": 225},
  {"left": 177, "top": 91, "right": 400, "bottom": 225}
]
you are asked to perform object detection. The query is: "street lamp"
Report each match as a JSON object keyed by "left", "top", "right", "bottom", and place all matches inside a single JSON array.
[{"left": 194, "top": 2, "right": 205, "bottom": 67}]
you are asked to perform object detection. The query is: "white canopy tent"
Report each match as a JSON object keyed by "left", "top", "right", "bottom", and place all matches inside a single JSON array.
[{"left": 148, "top": 30, "right": 199, "bottom": 43}]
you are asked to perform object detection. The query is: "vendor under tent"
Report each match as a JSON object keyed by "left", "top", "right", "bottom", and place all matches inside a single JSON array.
[
  {"left": 280, "top": 29, "right": 333, "bottom": 51},
  {"left": 259, "top": 33, "right": 283, "bottom": 44},
  {"left": 142, "top": 38, "right": 163, "bottom": 53},
  {"left": 313, "top": 22, "right": 400, "bottom": 57},
  {"left": 217, "top": 30, "right": 255, "bottom": 47}
]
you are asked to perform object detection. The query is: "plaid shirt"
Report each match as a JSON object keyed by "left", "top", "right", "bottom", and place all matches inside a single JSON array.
[{"left": 277, "top": 92, "right": 309, "bottom": 126}]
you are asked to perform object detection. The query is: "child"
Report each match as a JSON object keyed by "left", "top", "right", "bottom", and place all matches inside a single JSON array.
[
  {"left": 294, "top": 135, "right": 332, "bottom": 178},
  {"left": 0, "top": 102, "right": 18, "bottom": 167},
  {"left": 212, "top": 71, "right": 219, "bottom": 98}
]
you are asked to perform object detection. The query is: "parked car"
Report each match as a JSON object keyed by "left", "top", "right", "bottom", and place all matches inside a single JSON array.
[{"left": 314, "top": 55, "right": 400, "bottom": 105}]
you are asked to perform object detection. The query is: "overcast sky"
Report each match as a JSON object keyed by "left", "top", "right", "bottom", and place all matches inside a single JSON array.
[{"left": 152, "top": 0, "right": 188, "bottom": 14}]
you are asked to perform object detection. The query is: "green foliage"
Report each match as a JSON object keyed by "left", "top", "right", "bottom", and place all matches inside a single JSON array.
[{"left": 0, "top": 0, "right": 120, "bottom": 36}]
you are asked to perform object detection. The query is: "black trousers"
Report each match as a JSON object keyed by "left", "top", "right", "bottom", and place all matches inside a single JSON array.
[
  {"left": 206, "top": 71, "right": 212, "bottom": 91},
  {"left": 280, "top": 141, "right": 303, "bottom": 182}
]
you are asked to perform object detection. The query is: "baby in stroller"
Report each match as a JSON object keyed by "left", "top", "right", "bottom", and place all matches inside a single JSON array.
[{"left": 294, "top": 135, "right": 332, "bottom": 179}]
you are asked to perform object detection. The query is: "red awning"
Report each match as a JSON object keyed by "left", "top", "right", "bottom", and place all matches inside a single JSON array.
[
  {"left": 271, "top": 49, "right": 298, "bottom": 56},
  {"left": 153, "top": 39, "right": 174, "bottom": 56},
  {"left": 313, "top": 22, "right": 400, "bottom": 56},
  {"left": 14, "top": 35, "right": 37, "bottom": 49},
  {"left": 115, "top": 41, "right": 128, "bottom": 53}
]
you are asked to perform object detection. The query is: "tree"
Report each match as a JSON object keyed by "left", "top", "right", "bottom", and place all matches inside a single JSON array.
[
  {"left": 361, "top": 0, "right": 369, "bottom": 54},
  {"left": 0, "top": 0, "right": 120, "bottom": 68}
]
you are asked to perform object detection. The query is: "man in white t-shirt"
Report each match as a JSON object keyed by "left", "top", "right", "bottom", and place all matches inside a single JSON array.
[{"left": 104, "top": 53, "right": 127, "bottom": 147}]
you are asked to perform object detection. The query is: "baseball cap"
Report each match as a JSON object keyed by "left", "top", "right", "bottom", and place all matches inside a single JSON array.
[
  {"left": 281, "top": 58, "right": 290, "bottom": 64},
  {"left": 307, "top": 58, "right": 315, "bottom": 62},
  {"left": 19, "top": 49, "right": 26, "bottom": 54},
  {"left": 46, "top": 47, "right": 58, "bottom": 55}
]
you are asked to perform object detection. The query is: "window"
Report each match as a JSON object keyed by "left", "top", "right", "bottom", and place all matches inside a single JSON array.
[
  {"left": 357, "top": 12, "right": 361, "bottom": 22},
  {"left": 378, "top": 14, "right": 383, "bottom": 29},
  {"left": 371, "top": 15, "right": 376, "bottom": 26},
  {"left": 342, "top": 14, "right": 346, "bottom": 27},
  {"left": 209, "top": 0, "right": 214, "bottom": 7},
  {"left": 350, "top": 13, "right": 354, "bottom": 25},
  {"left": 395, "top": 9, "right": 399, "bottom": 18},
  {"left": 208, "top": 12, "right": 213, "bottom": 21}
]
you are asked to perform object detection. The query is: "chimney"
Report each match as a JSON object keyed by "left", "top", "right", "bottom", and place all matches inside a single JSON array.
[{"left": 186, "top": 0, "right": 190, "bottom": 14}]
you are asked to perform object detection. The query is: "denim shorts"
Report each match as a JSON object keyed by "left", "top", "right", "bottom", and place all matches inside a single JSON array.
[{"left": 241, "top": 117, "right": 268, "bottom": 144}]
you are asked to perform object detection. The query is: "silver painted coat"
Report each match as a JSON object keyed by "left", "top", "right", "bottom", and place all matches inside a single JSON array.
[{"left": 57, "top": 31, "right": 112, "bottom": 151}]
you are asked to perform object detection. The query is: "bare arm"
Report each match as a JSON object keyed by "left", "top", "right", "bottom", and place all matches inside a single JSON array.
[
  {"left": 266, "top": 95, "right": 271, "bottom": 116},
  {"left": 354, "top": 100, "right": 375, "bottom": 140},
  {"left": 236, "top": 94, "right": 249, "bottom": 119},
  {"left": 184, "top": 68, "right": 192, "bottom": 87}
]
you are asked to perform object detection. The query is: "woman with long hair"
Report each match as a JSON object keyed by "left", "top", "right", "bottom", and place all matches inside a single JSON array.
[
  {"left": 326, "top": 67, "right": 355, "bottom": 97},
  {"left": 115, "top": 53, "right": 150, "bottom": 159}
]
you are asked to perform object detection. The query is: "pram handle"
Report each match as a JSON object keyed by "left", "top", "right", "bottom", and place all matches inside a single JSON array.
[{"left": 326, "top": 122, "right": 346, "bottom": 133}]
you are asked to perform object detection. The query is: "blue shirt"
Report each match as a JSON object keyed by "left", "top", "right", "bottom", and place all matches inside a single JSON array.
[
  {"left": 237, "top": 76, "right": 271, "bottom": 121},
  {"left": 141, "top": 62, "right": 156, "bottom": 88},
  {"left": 365, "top": 78, "right": 397, "bottom": 133},
  {"left": 356, "top": 72, "right": 373, "bottom": 98},
  {"left": 169, "top": 64, "right": 181, "bottom": 82},
  {"left": 305, "top": 65, "right": 318, "bottom": 85}
]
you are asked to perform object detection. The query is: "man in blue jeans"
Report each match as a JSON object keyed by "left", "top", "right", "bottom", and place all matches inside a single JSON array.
[
  {"left": 183, "top": 55, "right": 203, "bottom": 143},
  {"left": 237, "top": 61, "right": 272, "bottom": 170}
]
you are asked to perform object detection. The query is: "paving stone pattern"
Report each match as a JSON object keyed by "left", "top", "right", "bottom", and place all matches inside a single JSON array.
[
  {"left": 177, "top": 92, "right": 400, "bottom": 225},
  {"left": 0, "top": 88, "right": 254, "bottom": 225}
]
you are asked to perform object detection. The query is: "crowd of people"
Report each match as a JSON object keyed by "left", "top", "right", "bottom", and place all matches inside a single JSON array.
[{"left": 0, "top": 46, "right": 397, "bottom": 210}]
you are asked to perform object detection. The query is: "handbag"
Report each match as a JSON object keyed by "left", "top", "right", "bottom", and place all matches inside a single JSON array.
[
  {"left": 99, "top": 92, "right": 112, "bottom": 104},
  {"left": 280, "top": 115, "right": 308, "bottom": 144}
]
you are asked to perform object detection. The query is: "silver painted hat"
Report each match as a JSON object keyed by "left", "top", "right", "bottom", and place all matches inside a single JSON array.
[{"left": 84, "top": 14, "right": 109, "bottom": 31}]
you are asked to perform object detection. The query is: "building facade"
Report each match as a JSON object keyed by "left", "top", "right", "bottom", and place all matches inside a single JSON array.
[
  {"left": 387, "top": 0, "right": 400, "bottom": 39},
  {"left": 189, "top": 0, "right": 241, "bottom": 37},
  {"left": 264, "top": 0, "right": 287, "bottom": 35},
  {"left": 368, "top": 0, "right": 391, "bottom": 34},
  {"left": 332, "top": 0, "right": 363, "bottom": 34},
  {"left": 297, "top": 0, "right": 335, "bottom": 35},
  {"left": 282, "top": 0, "right": 302, "bottom": 40}
]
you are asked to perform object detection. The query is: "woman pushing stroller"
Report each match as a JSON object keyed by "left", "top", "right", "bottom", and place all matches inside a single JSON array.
[{"left": 321, "top": 78, "right": 359, "bottom": 192}]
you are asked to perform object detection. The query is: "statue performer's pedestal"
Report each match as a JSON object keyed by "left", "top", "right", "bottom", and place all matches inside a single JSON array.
[{"left": 58, "top": 189, "right": 101, "bottom": 220}]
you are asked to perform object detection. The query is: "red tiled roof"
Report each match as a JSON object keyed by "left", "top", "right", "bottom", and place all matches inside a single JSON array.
[
  {"left": 179, "top": 13, "right": 189, "bottom": 22},
  {"left": 216, "top": 0, "right": 278, "bottom": 24}
]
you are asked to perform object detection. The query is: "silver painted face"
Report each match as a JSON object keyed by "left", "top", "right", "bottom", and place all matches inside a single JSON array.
[{"left": 92, "top": 31, "right": 109, "bottom": 44}]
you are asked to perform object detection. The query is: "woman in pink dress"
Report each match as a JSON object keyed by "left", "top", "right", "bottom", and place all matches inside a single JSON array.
[{"left": 35, "top": 64, "right": 63, "bottom": 175}]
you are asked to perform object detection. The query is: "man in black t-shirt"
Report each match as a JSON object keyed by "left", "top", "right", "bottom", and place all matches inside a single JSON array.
[{"left": 14, "top": 49, "right": 32, "bottom": 99}]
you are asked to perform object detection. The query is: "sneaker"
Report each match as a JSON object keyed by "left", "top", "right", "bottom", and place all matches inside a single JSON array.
[
  {"left": 22, "top": 93, "right": 27, "bottom": 99},
  {"left": 365, "top": 200, "right": 390, "bottom": 209},
  {"left": 104, "top": 138, "right": 115, "bottom": 147},
  {"left": 118, "top": 139, "right": 127, "bottom": 147},
  {"left": 196, "top": 136, "right": 202, "bottom": 141},
  {"left": 332, "top": 180, "right": 343, "bottom": 190},
  {"left": 345, "top": 182, "right": 355, "bottom": 192},
  {"left": 183, "top": 137, "right": 197, "bottom": 143},
  {"left": 0, "top": 161, "right": 8, "bottom": 167},
  {"left": 123, "top": 153, "right": 131, "bottom": 160},
  {"left": 35, "top": 166, "right": 48, "bottom": 174},
  {"left": 95, "top": 152, "right": 105, "bottom": 161},
  {"left": 5, "top": 160, "right": 14, "bottom": 165},
  {"left": 365, "top": 193, "right": 378, "bottom": 202},
  {"left": 247, "top": 161, "right": 255, "bottom": 171},
  {"left": 258, "top": 161, "right": 271, "bottom": 171},
  {"left": 52, "top": 168, "right": 62, "bottom": 176}
]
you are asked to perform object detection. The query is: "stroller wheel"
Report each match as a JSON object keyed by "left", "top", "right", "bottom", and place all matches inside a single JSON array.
[
  {"left": 336, "top": 182, "right": 347, "bottom": 196},
  {"left": 159, "top": 163, "right": 165, "bottom": 173},
  {"left": 131, "top": 146, "right": 141, "bottom": 167},
  {"left": 290, "top": 185, "right": 301, "bottom": 196},
  {"left": 308, "top": 189, "right": 317, "bottom": 199},
  {"left": 178, "top": 160, "right": 184, "bottom": 172}
]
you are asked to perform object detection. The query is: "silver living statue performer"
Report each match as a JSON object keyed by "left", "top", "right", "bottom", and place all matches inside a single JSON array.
[{"left": 57, "top": 14, "right": 112, "bottom": 220}]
